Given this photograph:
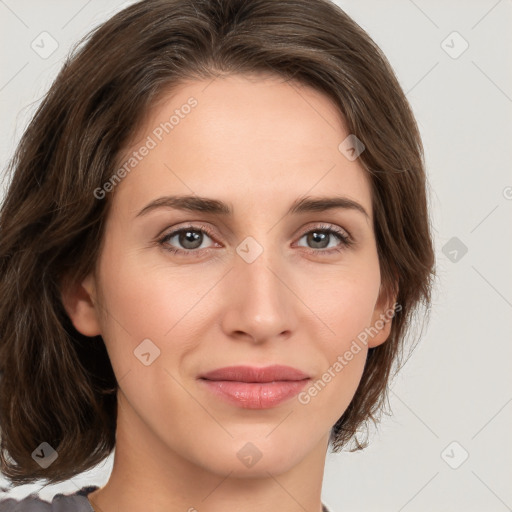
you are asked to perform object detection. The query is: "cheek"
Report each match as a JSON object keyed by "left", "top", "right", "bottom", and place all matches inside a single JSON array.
[
  {"left": 304, "top": 258, "right": 381, "bottom": 345},
  {"left": 296, "top": 284, "right": 376, "bottom": 428},
  {"left": 94, "top": 243, "right": 218, "bottom": 375},
  {"left": 328, "top": 281, "right": 380, "bottom": 347},
  {"left": 297, "top": 261, "right": 380, "bottom": 413},
  {"left": 92, "top": 254, "right": 211, "bottom": 427}
]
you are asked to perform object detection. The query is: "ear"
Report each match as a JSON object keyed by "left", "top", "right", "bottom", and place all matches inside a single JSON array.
[
  {"left": 367, "top": 283, "right": 399, "bottom": 349},
  {"left": 60, "top": 273, "right": 102, "bottom": 337}
]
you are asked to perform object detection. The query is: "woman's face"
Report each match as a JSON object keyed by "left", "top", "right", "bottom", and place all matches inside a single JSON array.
[{"left": 67, "top": 73, "right": 394, "bottom": 478}]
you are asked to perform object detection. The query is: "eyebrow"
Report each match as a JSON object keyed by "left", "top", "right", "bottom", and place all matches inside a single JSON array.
[{"left": 135, "top": 194, "right": 369, "bottom": 220}]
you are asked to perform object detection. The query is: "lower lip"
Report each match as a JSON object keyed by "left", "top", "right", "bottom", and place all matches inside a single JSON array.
[{"left": 199, "top": 379, "right": 310, "bottom": 409}]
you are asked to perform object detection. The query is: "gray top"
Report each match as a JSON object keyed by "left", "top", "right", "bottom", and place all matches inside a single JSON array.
[
  {"left": 0, "top": 486, "right": 332, "bottom": 511},
  {"left": 0, "top": 486, "right": 97, "bottom": 512}
]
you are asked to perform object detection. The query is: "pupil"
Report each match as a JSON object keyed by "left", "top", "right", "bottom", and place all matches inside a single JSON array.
[
  {"left": 180, "top": 230, "right": 202, "bottom": 249},
  {"left": 309, "top": 231, "right": 328, "bottom": 248}
]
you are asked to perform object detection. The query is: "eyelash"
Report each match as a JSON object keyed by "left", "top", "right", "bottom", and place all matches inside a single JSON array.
[{"left": 157, "top": 223, "right": 353, "bottom": 257}]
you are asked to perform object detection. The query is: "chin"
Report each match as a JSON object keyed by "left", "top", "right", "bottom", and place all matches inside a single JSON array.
[{"left": 199, "top": 436, "right": 308, "bottom": 478}]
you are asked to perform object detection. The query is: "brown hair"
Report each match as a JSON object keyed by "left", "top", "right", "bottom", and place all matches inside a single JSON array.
[{"left": 0, "top": 0, "right": 435, "bottom": 485}]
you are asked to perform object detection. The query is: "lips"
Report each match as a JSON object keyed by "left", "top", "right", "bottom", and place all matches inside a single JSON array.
[
  {"left": 198, "top": 365, "right": 311, "bottom": 409},
  {"left": 198, "top": 364, "right": 310, "bottom": 383}
]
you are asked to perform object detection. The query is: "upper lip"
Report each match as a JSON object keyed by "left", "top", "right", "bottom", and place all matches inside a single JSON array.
[{"left": 199, "top": 365, "right": 310, "bottom": 383}]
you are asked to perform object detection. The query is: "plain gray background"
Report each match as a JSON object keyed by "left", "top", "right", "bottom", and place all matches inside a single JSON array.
[{"left": 1, "top": 1, "right": 511, "bottom": 511}]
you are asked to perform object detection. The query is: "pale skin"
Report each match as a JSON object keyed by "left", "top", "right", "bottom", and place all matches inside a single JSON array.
[{"left": 62, "top": 73, "right": 396, "bottom": 512}]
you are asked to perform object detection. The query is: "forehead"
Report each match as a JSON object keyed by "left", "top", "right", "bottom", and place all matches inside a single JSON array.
[{"left": 111, "top": 74, "right": 372, "bottom": 219}]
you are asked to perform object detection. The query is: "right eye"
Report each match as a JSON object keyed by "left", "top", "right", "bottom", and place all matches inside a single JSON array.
[{"left": 158, "top": 224, "right": 220, "bottom": 256}]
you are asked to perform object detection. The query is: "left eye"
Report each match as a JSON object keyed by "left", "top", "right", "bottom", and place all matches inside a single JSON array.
[{"left": 296, "top": 227, "right": 350, "bottom": 250}]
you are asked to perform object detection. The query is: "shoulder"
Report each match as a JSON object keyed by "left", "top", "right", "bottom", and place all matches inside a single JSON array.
[
  {"left": 0, "top": 494, "right": 51, "bottom": 512},
  {"left": 0, "top": 494, "right": 52, "bottom": 512},
  {"left": 0, "top": 486, "right": 98, "bottom": 512}
]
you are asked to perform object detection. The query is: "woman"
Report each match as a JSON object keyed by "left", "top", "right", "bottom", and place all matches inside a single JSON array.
[{"left": 0, "top": 0, "right": 435, "bottom": 511}]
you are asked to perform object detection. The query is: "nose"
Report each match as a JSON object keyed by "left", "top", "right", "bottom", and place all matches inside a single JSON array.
[{"left": 219, "top": 242, "right": 297, "bottom": 344}]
